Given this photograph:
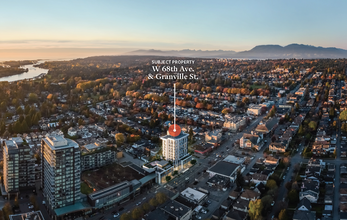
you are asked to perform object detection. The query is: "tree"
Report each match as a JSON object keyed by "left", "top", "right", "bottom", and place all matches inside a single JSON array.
[
  {"left": 278, "top": 209, "right": 289, "bottom": 220},
  {"left": 149, "top": 198, "right": 158, "bottom": 207},
  {"left": 261, "top": 195, "right": 273, "bottom": 213},
  {"left": 298, "top": 125, "right": 304, "bottom": 135},
  {"left": 221, "top": 108, "right": 230, "bottom": 114},
  {"left": 156, "top": 192, "right": 168, "bottom": 204},
  {"left": 340, "top": 110, "right": 347, "bottom": 121},
  {"left": 189, "top": 127, "right": 194, "bottom": 142},
  {"left": 248, "top": 199, "right": 263, "bottom": 220},
  {"left": 120, "top": 213, "right": 131, "bottom": 220},
  {"left": 14, "top": 195, "right": 19, "bottom": 208},
  {"left": 115, "top": 133, "right": 125, "bottom": 145},
  {"left": 308, "top": 121, "right": 317, "bottom": 130},
  {"left": 190, "top": 159, "right": 197, "bottom": 165},
  {"left": 166, "top": 176, "right": 171, "bottom": 182},
  {"left": 287, "top": 189, "right": 299, "bottom": 205},
  {"left": 266, "top": 179, "right": 277, "bottom": 189},
  {"left": 236, "top": 170, "right": 244, "bottom": 188},
  {"left": 2, "top": 202, "right": 13, "bottom": 220},
  {"left": 142, "top": 203, "right": 151, "bottom": 213},
  {"left": 131, "top": 207, "right": 143, "bottom": 220},
  {"left": 28, "top": 93, "right": 38, "bottom": 103}
]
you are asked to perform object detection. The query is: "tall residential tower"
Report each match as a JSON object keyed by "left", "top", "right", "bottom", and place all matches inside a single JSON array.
[
  {"left": 3, "top": 137, "right": 35, "bottom": 198},
  {"left": 41, "top": 135, "right": 81, "bottom": 210},
  {"left": 160, "top": 131, "right": 189, "bottom": 167}
]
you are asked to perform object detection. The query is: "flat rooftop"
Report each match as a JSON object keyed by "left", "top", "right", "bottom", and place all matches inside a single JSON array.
[
  {"left": 181, "top": 187, "right": 207, "bottom": 203},
  {"left": 42, "top": 135, "right": 78, "bottom": 150},
  {"left": 9, "top": 211, "right": 45, "bottom": 220},
  {"left": 160, "top": 131, "right": 189, "bottom": 140},
  {"left": 161, "top": 200, "right": 191, "bottom": 218},
  {"left": 208, "top": 161, "right": 239, "bottom": 177}
]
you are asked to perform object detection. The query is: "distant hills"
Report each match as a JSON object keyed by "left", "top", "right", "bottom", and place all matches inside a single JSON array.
[{"left": 126, "top": 44, "right": 347, "bottom": 59}]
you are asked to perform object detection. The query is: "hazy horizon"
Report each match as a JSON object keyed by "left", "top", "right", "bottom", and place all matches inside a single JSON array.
[{"left": 1, "top": 0, "right": 347, "bottom": 60}]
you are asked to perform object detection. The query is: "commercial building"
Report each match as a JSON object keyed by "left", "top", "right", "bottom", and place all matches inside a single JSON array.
[
  {"left": 2, "top": 137, "right": 35, "bottom": 198},
  {"left": 180, "top": 187, "right": 207, "bottom": 205},
  {"left": 160, "top": 131, "right": 189, "bottom": 167},
  {"left": 247, "top": 104, "right": 263, "bottom": 116},
  {"left": 87, "top": 180, "right": 141, "bottom": 209},
  {"left": 41, "top": 135, "right": 82, "bottom": 212},
  {"left": 145, "top": 200, "right": 192, "bottom": 220}
]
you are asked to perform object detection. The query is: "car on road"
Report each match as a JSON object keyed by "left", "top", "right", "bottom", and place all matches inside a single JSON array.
[
  {"left": 136, "top": 202, "right": 141, "bottom": 205},
  {"left": 271, "top": 201, "right": 275, "bottom": 206},
  {"left": 142, "top": 197, "right": 146, "bottom": 200},
  {"left": 196, "top": 216, "right": 202, "bottom": 219},
  {"left": 29, "top": 205, "right": 34, "bottom": 209},
  {"left": 283, "top": 175, "right": 286, "bottom": 180},
  {"left": 113, "top": 213, "right": 120, "bottom": 218}
]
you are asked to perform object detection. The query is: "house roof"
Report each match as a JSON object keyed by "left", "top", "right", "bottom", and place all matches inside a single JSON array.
[
  {"left": 297, "top": 197, "right": 311, "bottom": 211},
  {"left": 293, "top": 210, "right": 315, "bottom": 220},
  {"left": 240, "top": 189, "right": 260, "bottom": 199}
]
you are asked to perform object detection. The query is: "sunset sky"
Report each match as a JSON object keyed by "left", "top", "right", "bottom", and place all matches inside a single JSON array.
[{"left": 1, "top": 0, "right": 346, "bottom": 59}]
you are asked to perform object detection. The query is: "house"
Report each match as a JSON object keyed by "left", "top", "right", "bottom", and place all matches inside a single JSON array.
[
  {"left": 299, "top": 179, "right": 320, "bottom": 203},
  {"left": 223, "top": 210, "right": 247, "bottom": 220},
  {"left": 233, "top": 198, "right": 249, "bottom": 213},
  {"left": 229, "top": 190, "right": 239, "bottom": 200},
  {"left": 239, "top": 133, "right": 262, "bottom": 151},
  {"left": 293, "top": 210, "right": 316, "bottom": 220},
  {"left": 240, "top": 189, "right": 260, "bottom": 201},
  {"left": 68, "top": 127, "right": 77, "bottom": 137},
  {"left": 269, "top": 142, "right": 286, "bottom": 153},
  {"left": 205, "top": 129, "right": 222, "bottom": 144},
  {"left": 264, "top": 156, "right": 279, "bottom": 165},
  {"left": 255, "top": 118, "right": 279, "bottom": 135},
  {"left": 247, "top": 104, "right": 262, "bottom": 116},
  {"left": 251, "top": 173, "right": 269, "bottom": 184},
  {"left": 223, "top": 116, "right": 246, "bottom": 132},
  {"left": 297, "top": 198, "right": 312, "bottom": 211}
]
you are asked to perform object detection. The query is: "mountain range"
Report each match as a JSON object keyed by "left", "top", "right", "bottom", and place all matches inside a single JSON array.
[{"left": 126, "top": 44, "right": 347, "bottom": 59}]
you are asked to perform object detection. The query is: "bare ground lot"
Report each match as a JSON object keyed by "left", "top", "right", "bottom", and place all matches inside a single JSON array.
[{"left": 81, "top": 163, "right": 144, "bottom": 190}]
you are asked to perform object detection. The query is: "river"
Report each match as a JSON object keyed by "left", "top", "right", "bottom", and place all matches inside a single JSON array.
[{"left": 0, "top": 61, "right": 48, "bottom": 82}]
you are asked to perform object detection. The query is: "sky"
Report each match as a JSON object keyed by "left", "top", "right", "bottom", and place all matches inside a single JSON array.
[{"left": 0, "top": 0, "right": 347, "bottom": 59}]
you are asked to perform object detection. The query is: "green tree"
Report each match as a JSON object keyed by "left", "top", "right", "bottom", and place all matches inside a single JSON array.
[
  {"left": 28, "top": 93, "right": 38, "bottom": 103},
  {"left": 298, "top": 125, "right": 304, "bottom": 135},
  {"left": 287, "top": 189, "right": 299, "bottom": 205},
  {"left": 308, "top": 121, "right": 317, "bottom": 130},
  {"left": 166, "top": 176, "right": 171, "bottom": 182},
  {"left": 248, "top": 199, "right": 263, "bottom": 220},
  {"left": 190, "top": 159, "right": 197, "bottom": 165},
  {"left": 340, "top": 110, "right": 347, "bottom": 121},
  {"left": 261, "top": 195, "right": 273, "bottom": 213},
  {"left": 266, "top": 179, "right": 277, "bottom": 189},
  {"left": 236, "top": 170, "right": 244, "bottom": 187}
]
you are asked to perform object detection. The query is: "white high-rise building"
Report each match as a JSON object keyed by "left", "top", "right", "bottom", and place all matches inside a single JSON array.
[
  {"left": 160, "top": 131, "right": 189, "bottom": 166},
  {"left": 41, "top": 135, "right": 81, "bottom": 210}
]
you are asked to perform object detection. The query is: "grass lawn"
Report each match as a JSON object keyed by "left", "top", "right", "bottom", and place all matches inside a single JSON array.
[{"left": 81, "top": 182, "right": 94, "bottom": 194}]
